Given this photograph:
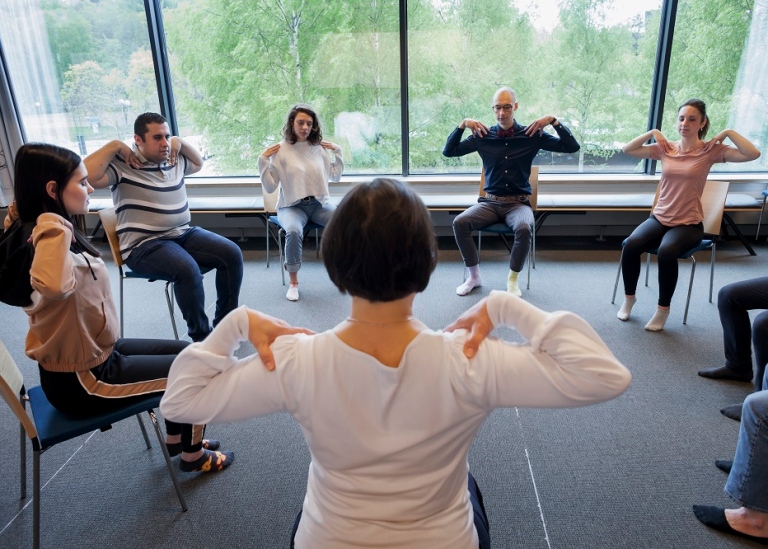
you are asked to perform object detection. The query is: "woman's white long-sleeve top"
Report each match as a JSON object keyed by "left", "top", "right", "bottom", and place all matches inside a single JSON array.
[
  {"left": 161, "top": 291, "right": 631, "bottom": 548},
  {"left": 258, "top": 140, "right": 343, "bottom": 209}
]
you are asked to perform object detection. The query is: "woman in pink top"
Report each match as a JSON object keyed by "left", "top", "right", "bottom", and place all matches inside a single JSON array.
[{"left": 618, "top": 99, "right": 760, "bottom": 331}]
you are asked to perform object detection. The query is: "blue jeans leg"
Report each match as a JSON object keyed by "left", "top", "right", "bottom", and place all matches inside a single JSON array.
[
  {"left": 125, "top": 228, "right": 242, "bottom": 341},
  {"left": 278, "top": 200, "right": 334, "bottom": 273},
  {"left": 725, "top": 389, "right": 768, "bottom": 511},
  {"left": 177, "top": 227, "right": 243, "bottom": 328}
]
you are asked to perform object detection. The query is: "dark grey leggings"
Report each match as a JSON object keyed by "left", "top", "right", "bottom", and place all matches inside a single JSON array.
[{"left": 621, "top": 216, "right": 704, "bottom": 307}]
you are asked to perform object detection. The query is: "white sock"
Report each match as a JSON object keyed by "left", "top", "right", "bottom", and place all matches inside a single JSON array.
[
  {"left": 617, "top": 296, "right": 637, "bottom": 321},
  {"left": 645, "top": 308, "right": 670, "bottom": 332},
  {"left": 507, "top": 270, "right": 522, "bottom": 297},
  {"left": 457, "top": 266, "right": 481, "bottom": 296}
]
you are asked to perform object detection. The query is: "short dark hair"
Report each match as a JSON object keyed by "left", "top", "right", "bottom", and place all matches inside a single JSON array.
[
  {"left": 13, "top": 143, "right": 100, "bottom": 256},
  {"left": 282, "top": 104, "right": 323, "bottom": 145},
  {"left": 678, "top": 99, "right": 710, "bottom": 139},
  {"left": 322, "top": 179, "right": 437, "bottom": 302},
  {"left": 134, "top": 112, "right": 168, "bottom": 140}
]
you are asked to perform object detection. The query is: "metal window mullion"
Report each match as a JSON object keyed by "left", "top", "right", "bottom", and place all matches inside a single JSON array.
[
  {"left": 144, "top": 0, "right": 178, "bottom": 135},
  {"left": 399, "top": 0, "right": 409, "bottom": 177},
  {"left": 645, "top": 0, "right": 678, "bottom": 175}
]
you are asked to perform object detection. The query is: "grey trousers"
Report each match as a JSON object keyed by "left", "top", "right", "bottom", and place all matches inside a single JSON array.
[{"left": 452, "top": 198, "right": 533, "bottom": 271}]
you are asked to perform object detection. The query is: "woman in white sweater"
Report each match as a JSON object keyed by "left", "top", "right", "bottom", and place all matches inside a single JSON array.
[
  {"left": 258, "top": 104, "right": 344, "bottom": 301},
  {"left": 161, "top": 178, "right": 631, "bottom": 548}
]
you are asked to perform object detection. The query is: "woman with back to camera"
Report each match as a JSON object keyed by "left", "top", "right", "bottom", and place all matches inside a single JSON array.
[
  {"left": 619, "top": 99, "right": 760, "bottom": 331},
  {"left": 161, "top": 178, "right": 631, "bottom": 548},
  {"left": 4, "top": 143, "right": 239, "bottom": 473},
  {"left": 258, "top": 103, "right": 343, "bottom": 302}
]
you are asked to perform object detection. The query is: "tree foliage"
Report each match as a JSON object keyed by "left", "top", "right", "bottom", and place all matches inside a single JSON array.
[{"left": 23, "top": 0, "right": 760, "bottom": 174}]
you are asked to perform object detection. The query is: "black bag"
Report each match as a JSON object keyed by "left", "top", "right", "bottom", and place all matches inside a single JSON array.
[{"left": 0, "top": 220, "right": 35, "bottom": 307}]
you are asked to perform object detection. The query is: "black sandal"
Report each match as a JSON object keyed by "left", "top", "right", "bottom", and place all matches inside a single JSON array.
[{"left": 179, "top": 449, "right": 234, "bottom": 473}]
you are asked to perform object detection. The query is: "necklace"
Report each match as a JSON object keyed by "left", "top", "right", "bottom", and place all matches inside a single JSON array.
[{"left": 346, "top": 316, "right": 415, "bottom": 326}]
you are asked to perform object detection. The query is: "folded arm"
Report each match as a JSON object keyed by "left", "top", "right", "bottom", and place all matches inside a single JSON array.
[
  {"left": 29, "top": 213, "right": 76, "bottom": 299},
  {"left": 450, "top": 291, "right": 631, "bottom": 409},
  {"left": 160, "top": 306, "right": 312, "bottom": 424}
]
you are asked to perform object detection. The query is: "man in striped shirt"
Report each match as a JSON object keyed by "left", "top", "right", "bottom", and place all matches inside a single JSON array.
[{"left": 85, "top": 112, "right": 243, "bottom": 342}]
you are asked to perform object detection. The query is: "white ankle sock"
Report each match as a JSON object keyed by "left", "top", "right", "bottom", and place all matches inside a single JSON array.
[
  {"left": 617, "top": 296, "right": 637, "bottom": 321},
  {"left": 456, "top": 276, "right": 482, "bottom": 296},
  {"left": 645, "top": 308, "right": 670, "bottom": 331}
]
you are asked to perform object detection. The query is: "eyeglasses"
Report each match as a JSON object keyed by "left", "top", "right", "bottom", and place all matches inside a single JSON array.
[{"left": 493, "top": 104, "right": 514, "bottom": 113}]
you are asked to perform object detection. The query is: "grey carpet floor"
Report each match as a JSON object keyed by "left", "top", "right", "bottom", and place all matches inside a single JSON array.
[{"left": 1, "top": 234, "right": 766, "bottom": 548}]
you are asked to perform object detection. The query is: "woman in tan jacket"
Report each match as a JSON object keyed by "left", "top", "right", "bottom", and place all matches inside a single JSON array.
[{"left": 6, "top": 143, "right": 239, "bottom": 473}]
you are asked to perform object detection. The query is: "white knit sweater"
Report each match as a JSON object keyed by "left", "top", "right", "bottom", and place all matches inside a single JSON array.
[
  {"left": 161, "top": 291, "right": 631, "bottom": 548},
  {"left": 258, "top": 140, "right": 343, "bottom": 209}
]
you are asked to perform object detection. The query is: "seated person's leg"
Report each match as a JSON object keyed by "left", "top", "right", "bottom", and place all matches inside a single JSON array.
[
  {"left": 753, "top": 310, "right": 768, "bottom": 392},
  {"left": 453, "top": 203, "right": 498, "bottom": 296},
  {"left": 178, "top": 227, "right": 244, "bottom": 328},
  {"left": 621, "top": 217, "right": 665, "bottom": 299},
  {"left": 309, "top": 201, "right": 336, "bottom": 227},
  {"left": 278, "top": 206, "right": 310, "bottom": 274},
  {"left": 468, "top": 472, "right": 491, "bottom": 549},
  {"left": 125, "top": 238, "right": 210, "bottom": 341},
  {"left": 694, "top": 390, "right": 768, "bottom": 541},
  {"left": 504, "top": 204, "right": 533, "bottom": 297},
  {"left": 655, "top": 224, "right": 703, "bottom": 308}
]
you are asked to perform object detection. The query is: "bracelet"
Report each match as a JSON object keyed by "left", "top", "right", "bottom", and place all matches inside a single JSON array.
[{"left": 551, "top": 117, "right": 559, "bottom": 126}]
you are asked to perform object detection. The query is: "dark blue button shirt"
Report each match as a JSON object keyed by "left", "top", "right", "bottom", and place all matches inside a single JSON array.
[{"left": 442, "top": 121, "right": 580, "bottom": 196}]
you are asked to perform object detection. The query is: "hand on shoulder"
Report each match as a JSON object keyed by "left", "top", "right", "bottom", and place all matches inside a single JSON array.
[
  {"left": 444, "top": 298, "right": 494, "bottom": 359},
  {"left": 261, "top": 143, "right": 281, "bottom": 158},
  {"left": 320, "top": 141, "right": 339, "bottom": 151}
]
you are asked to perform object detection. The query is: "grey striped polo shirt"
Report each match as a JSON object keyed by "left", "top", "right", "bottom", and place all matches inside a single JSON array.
[{"left": 106, "top": 153, "right": 192, "bottom": 259}]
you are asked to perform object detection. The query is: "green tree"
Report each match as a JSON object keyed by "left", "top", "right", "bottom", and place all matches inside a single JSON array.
[
  {"left": 60, "top": 61, "right": 111, "bottom": 138},
  {"left": 663, "top": 0, "right": 754, "bottom": 134},
  {"left": 542, "top": 0, "right": 648, "bottom": 172}
]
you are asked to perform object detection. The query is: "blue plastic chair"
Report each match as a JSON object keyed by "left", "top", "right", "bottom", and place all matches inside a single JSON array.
[
  {"left": 0, "top": 341, "right": 187, "bottom": 549},
  {"left": 611, "top": 180, "right": 729, "bottom": 325},
  {"left": 756, "top": 189, "right": 768, "bottom": 241}
]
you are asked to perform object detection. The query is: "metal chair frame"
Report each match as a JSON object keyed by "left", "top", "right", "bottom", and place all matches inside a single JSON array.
[{"left": 0, "top": 341, "right": 187, "bottom": 549}]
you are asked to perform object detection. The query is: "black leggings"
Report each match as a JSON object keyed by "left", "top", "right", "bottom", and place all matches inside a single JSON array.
[
  {"left": 38, "top": 338, "right": 205, "bottom": 453},
  {"left": 621, "top": 216, "right": 704, "bottom": 307},
  {"left": 289, "top": 472, "right": 491, "bottom": 548}
]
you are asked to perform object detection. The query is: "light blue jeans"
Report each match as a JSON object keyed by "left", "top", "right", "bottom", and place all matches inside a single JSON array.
[
  {"left": 277, "top": 198, "right": 335, "bottom": 273},
  {"left": 726, "top": 368, "right": 768, "bottom": 511}
]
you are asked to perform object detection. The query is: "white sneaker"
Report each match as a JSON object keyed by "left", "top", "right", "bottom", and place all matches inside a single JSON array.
[{"left": 286, "top": 285, "right": 299, "bottom": 301}]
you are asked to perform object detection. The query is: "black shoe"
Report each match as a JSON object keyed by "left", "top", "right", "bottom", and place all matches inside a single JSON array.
[
  {"left": 720, "top": 403, "right": 743, "bottom": 421},
  {"left": 693, "top": 505, "right": 768, "bottom": 545},
  {"left": 697, "top": 365, "right": 753, "bottom": 382},
  {"left": 715, "top": 460, "right": 733, "bottom": 474}
]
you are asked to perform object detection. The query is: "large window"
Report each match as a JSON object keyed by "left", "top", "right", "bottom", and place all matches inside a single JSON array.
[
  {"left": 162, "top": 0, "right": 402, "bottom": 176},
  {"left": 408, "top": 0, "right": 663, "bottom": 174},
  {"left": 0, "top": 0, "right": 160, "bottom": 156},
  {"left": 663, "top": 0, "right": 767, "bottom": 172},
  {"left": 1, "top": 0, "right": 765, "bottom": 177}
]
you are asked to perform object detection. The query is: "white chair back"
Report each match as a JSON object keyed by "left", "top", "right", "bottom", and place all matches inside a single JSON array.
[{"left": 0, "top": 340, "right": 38, "bottom": 439}]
